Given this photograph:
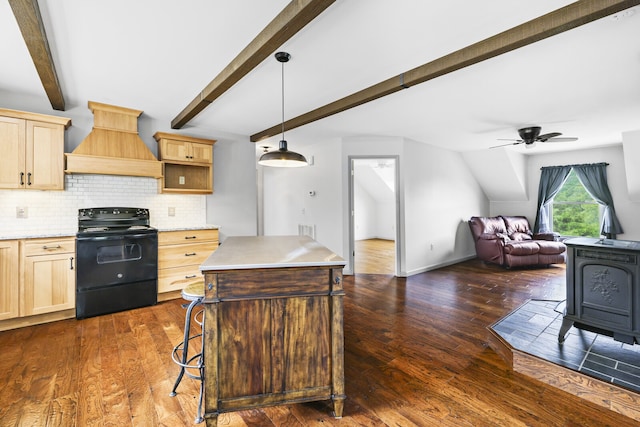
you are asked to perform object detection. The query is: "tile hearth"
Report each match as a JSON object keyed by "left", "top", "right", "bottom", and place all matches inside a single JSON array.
[
  {"left": 491, "top": 299, "right": 640, "bottom": 393},
  {"left": 488, "top": 299, "right": 640, "bottom": 422}
]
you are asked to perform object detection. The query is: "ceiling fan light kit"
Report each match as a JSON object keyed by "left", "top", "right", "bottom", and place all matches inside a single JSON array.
[{"left": 258, "top": 52, "right": 308, "bottom": 168}]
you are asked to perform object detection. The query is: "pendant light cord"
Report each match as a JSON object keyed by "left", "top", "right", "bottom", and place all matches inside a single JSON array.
[{"left": 281, "top": 59, "right": 285, "bottom": 142}]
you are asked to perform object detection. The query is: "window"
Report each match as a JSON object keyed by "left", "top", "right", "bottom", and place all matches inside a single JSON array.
[{"left": 552, "top": 169, "right": 600, "bottom": 237}]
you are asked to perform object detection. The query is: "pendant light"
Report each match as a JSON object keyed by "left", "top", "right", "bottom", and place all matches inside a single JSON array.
[{"left": 258, "top": 52, "right": 308, "bottom": 167}]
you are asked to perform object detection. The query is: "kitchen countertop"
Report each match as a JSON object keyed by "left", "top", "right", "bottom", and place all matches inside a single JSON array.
[
  {"left": 0, "top": 232, "right": 76, "bottom": 240},
  {"left": 200, "top": 235, "right": 345, "bottom": 271},
  {"left": 157, "top": 225, "right": 219, "bottom": 232}
]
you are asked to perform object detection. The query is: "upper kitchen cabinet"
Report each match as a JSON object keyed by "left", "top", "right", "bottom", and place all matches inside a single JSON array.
[
  {"left": 0, "top": 108, "right": 71, "bottom": 190},
  {"left": 153, "top": 132, "right": 216, "bottom": 194}
]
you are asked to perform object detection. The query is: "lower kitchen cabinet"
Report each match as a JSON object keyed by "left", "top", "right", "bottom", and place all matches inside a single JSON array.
[
  {"left": 158, "top": 229, "right": 219, "bottom": 299},
  {"left": 0, "top": 237, "right": 75, "bottom": 331},
  {"left": 22, "top": 238, "right": 76, "bottom": 316},
  {"left": 0, "top": 240, "right": 19, "bottom": 320}
]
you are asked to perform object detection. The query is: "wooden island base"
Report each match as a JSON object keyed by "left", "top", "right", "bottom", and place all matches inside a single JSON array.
[{"left": 199, "top": 236, "right": 346, "bottom": 426}]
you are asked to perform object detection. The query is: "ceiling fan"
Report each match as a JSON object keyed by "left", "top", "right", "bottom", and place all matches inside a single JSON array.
[{"left": 491, "top": 126, "right": 578, "bottom": 148}]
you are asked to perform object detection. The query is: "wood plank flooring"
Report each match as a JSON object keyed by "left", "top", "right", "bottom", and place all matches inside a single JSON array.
[
  {"left": 355, "top": 238, "right": 395, "bottom": 274},
  {"left": 1, "top": 259, "right": 638, "bottom": 426}
]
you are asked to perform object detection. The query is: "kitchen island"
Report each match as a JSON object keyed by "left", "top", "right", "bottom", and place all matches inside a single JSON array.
[{"left": 199, "top": 236, "right": 346, "bottom": 426}]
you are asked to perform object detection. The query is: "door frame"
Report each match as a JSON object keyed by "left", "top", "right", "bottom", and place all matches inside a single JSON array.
[{"left": 348, "top": 155, "right": 401, "bottom": 275}]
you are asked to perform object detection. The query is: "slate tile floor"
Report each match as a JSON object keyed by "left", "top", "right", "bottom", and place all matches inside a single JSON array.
[{"left": 491, "top": 299, "right": 640, "bottom": 393}]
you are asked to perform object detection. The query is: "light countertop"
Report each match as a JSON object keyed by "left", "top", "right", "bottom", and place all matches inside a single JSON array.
[{"left": 200, "top": 235, "right": 345, "bottom": 271}]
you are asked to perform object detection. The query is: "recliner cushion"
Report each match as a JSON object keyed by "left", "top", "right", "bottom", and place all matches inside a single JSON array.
[
  {"left": 537, "top": 241, "right": 566, "bottom": 255},
  {"left": 504, "top": 241, "right": 539, "bottom": 255}
]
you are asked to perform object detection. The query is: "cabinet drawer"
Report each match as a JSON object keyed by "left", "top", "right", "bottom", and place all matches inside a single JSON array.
[
  {"left": 158, "top": 229, "right": 218, "bottom": 246},
  {"left": 23, "top": 238, "right": 75, "bottom": 256},
  {"left": 159, "top": 242, "right": 217, "bottom": 268},
  {"left": 158, "top": 265, "right": 203, "bottom": 293}
]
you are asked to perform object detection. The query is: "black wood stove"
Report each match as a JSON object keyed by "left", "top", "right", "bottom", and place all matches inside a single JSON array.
[{"left": 559, "top": 237, "right": 640, "bottom": 344}]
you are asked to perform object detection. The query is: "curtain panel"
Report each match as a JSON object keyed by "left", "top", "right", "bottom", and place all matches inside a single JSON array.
[
  {"left": 534, "top": 162, "right": 623, "bottom": 238},
  {"left": 533, "top": 165, "right": 571, "bottom": 234}
]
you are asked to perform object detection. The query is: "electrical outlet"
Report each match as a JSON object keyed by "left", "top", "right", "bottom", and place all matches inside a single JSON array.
[
  {"left": 179, "top": 176, "right": 185, "bottom": 185},
  {"left": 168, "top": 207, "right": 176, "bottom": 217},
  {"left": 16, "top": 206, "right": 28, "bottom": 218}
]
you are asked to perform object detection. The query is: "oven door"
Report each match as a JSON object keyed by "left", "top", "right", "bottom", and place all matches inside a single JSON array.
[{"left": 76, "top": 233, "right": 158, "bottom": 291}]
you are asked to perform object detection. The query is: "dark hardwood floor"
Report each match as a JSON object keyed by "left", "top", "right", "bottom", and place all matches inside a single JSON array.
[{"left": 1, "top": 259, "right": 638, "bottom": 426}]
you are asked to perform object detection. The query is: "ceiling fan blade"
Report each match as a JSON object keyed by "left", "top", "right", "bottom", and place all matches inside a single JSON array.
[
  {"left": 536, "top": 132, "right": 562, "bottom": 142},
  {"left": 542, "top": 137, "right": 578, "bottom": 143},
  {"left": 490, "top": 141, "right": 523, "bottom": 149}
]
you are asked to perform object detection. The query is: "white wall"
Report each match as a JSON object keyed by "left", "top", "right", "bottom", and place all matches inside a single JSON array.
[
  {"left": 491, "top": 145, "right": 640, "bottom": 240},
  {"left": 205, "top": 138, "right": 257, "bottom": 241},
  {"left": 402, "top": 139, "right": 487, "bottom": 275},
  {"left": 353, "top": 179, "right": 376, "bottom": 240},
  {"left": 262, "top": 138, "right": 344, "bottom": 256}
]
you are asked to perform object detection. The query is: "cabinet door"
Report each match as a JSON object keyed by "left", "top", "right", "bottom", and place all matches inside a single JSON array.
[
  {"left": 0, "top": 116, "right": 26, "bottom": 189},
  {"left": 189, "top": 142, "right": 213, "bottom": 164},
  {"left": 160, "top": 139, "right": 190, "bottom": 162},
  {"left": 0, "top": 241, "right": 19, "bottom": 320},
  {"left": 23, "top": 253, "right": 75, "bottom": 316},
  {"left": 26, "top": 121, "right": 65, "bottom": 190}
]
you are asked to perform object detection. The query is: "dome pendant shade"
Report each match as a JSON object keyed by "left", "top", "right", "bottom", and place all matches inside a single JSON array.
[
  {"left": 258, "top": 140, "right": 307, "bottom": 167},
  {"left": 258, "top": 51, "right": 308, "bottom": 168}
]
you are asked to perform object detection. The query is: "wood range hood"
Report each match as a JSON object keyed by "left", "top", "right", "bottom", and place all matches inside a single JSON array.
[{"left": 65, "top": 101, "right": 162, "bottom": 178}]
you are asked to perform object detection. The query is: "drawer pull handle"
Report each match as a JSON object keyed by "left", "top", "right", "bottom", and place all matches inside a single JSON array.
[
  {"left": 42, "top": 245, "right": 62, "bottom": 250},
  {"left": 185, "top": 236, "right": 197, "bottom": 239},
  {"left": 70, "top": 257, "right": 74, "bottom": 270},
  {"left": 185, "top": 274, "right": 197, "bottom": 279},
  {"left": 20, "top": 172, "right": 24, "bottom": 186},
  {"left": 185, "top": 252, "right": 197, "bottom": 256},
  {"left": 27, "top": 172, "right": 32, "bottom": 186}
]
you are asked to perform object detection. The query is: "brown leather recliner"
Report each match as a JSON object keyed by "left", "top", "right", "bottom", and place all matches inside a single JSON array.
[{"left": 468, "top": 215, "right": 566, "bottom": 268}]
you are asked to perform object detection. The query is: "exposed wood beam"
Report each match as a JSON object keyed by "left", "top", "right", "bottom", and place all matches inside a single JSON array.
[
  {"left": 251, "top": 0, "right": 640, "bottom": 142},
  {"left": 171, "top": 0, "right": 336, "bottom": 129},
  {"left": 9, "top": 0, "right": 65, "bottom": 111}
]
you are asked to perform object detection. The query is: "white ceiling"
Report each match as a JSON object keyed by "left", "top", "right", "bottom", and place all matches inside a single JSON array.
[{"left": 2, "top": 1, "right": 640, "bottom": 156}]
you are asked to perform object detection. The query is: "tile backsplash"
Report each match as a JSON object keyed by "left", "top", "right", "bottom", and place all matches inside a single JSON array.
[{"left": 0, "top": 174, "right": 208, "bottom": 238}]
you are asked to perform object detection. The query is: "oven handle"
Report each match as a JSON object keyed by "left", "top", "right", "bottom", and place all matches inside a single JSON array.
[{"left": 77, "top": 233, "right": 156, "bottom": 241}]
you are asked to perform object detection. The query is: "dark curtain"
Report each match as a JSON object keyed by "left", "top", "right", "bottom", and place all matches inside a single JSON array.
[
  {"left": 533, "top": 165, "right": 571, "bottom": 234},
  {"left": 572, "top": 163, "right": 623, "bottom": 239}
]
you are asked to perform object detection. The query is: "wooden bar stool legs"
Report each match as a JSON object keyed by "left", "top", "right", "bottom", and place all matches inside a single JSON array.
[{"left": 170, "top": 282, "right": 205, "bottom": 424}]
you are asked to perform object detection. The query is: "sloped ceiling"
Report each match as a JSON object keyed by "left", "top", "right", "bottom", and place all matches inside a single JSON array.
[{"left": 1, "top": 1, "right": 639, "bottom": 157}]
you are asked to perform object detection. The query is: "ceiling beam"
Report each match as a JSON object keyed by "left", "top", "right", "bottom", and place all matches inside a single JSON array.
[
  {"left": 171, "top": 0, "right": 336, "bottom": 129},
  {"left": 9, "top": 0, "right": 65, "bottom": 111},
  {"left": 251, "top": 0, "right": 640, "bottom": 142}
]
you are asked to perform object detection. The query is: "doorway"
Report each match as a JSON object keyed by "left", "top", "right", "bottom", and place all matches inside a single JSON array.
[{"left": 349, "top": 156, "right": 400, "bottom": 275}]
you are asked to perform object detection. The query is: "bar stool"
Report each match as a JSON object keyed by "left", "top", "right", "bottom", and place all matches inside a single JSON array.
[{"left": 170, "top": 281, "right": 205, "bottom": 423}]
